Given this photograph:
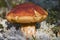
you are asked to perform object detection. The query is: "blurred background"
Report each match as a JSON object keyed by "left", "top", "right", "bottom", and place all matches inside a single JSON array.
[{"left": 0, "top": 0, "right": 60, "bottom": 40}]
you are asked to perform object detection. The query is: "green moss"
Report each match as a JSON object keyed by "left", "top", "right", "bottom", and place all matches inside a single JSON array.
[
  {"left": 32, "top": 35, "right": 37, "bottom": 40},
  {"left": 52, "top": 26, "right": 60, "bottom": 32},
  {"left": 0, "top": 0, "right": 7, "bottom": 7},
  {"left": 0, "top": 24, "right": 3, "bottom": 28},
  {"left": 52, "top": 26, "right": 60, "bottom": 37}
]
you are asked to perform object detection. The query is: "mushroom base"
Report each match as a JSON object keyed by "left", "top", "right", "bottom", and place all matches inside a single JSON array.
[{"left": 20, "top": 23, "right": 36, "bottom": 38}]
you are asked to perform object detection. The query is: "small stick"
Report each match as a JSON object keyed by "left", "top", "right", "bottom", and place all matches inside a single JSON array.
[{"left": 5, "top": 0, "right": 12, "bottom": 10}]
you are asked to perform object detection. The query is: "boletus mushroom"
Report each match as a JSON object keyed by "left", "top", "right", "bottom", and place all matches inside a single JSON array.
[{"left": 6, "top": 3, "right": 48, "bottom": 38}]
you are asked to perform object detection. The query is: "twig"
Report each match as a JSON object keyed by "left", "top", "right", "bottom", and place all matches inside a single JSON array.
[{"left": 4, "top": 0, "right": 12, "bottom": 10}]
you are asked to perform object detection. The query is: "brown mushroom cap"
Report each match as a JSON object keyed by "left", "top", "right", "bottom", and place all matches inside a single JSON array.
[{"left": 6, "top": 3, "right": 48, "bottom": 23}]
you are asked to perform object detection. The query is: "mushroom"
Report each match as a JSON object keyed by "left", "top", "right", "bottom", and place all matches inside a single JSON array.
[{"left": 6, "top": 3, "right": 48, "bottom": 38}]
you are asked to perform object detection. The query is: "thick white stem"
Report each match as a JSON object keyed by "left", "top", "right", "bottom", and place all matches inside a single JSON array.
[{"left": 20, "top": 23, "right": 36, "bottom": 38}]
